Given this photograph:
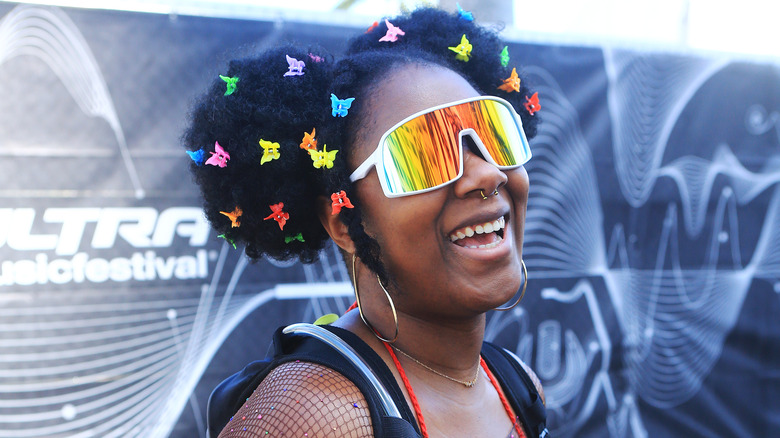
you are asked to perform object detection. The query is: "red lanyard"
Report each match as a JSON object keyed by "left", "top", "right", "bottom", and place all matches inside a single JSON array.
[{"left": 382, "top": 342, "right": 526, "bottom": 438}]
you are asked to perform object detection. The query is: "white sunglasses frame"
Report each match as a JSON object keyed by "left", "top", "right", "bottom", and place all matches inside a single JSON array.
[{"left": 348, "top": 95, "right": 531, "bottom": 198}]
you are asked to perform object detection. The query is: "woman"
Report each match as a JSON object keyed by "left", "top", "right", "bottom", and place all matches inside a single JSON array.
[{"left": 185, "top": 7, "right": 546, "bottom": 437}]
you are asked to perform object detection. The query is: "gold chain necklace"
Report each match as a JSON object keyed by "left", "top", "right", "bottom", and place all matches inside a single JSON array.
[{"left": 390, "top": 345, "right": 480, "bottom": 388}]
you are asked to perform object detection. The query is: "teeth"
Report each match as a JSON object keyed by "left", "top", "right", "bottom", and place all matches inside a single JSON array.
[
  {"left": 465, "top": 235, "right": 504, "bottom": 249},
  {"left": 448, "top": 216, "right": 506, "bottom": 243}
]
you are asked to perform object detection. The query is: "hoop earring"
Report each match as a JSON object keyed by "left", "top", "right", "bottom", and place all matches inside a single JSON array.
[
  {"left": 495, "top": 260, "right": 527, "bottom": 311},
  {"left": 352, "top": 254, "right": 399, "bottom": 343}
]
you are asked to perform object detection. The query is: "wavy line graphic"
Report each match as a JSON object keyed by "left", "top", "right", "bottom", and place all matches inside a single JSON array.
[
  {"left": 748, "top": 186, "right": 780, "bottom": 277},
  {"left": 522, "top": 66, "right": 606, "bottom": 276},
  {"left": 2, "top": 5, "right": 779, "bottom": 438},
  {"left": 612, "top": 199, "right": 753, "bottom": 407},
  {"left": 0, "top": 4, "right": 144, "bottom": 198},
  {"left": 520, "top": 53, "right": 780, "bottom": 435},
  {"left": 658, "top": 144, "right": 780, "bottom": 236},
  {"left": 604, "top": 49, "right": 729, "bottom": 208}
]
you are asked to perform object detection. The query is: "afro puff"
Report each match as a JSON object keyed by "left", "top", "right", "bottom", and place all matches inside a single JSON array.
[{"left": 183, "top": 7, "right": 539, "bottom": 279}]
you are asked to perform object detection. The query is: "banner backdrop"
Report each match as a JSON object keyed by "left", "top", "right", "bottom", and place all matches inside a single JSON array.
[{"left": 0, "top": 4, "right": 778, "bottom": 437}]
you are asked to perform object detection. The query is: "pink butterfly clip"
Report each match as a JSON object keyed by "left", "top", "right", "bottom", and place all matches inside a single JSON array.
[
  {"left": 378, "top": 19, "right": 405, "bottom": 42},
  {"left": 205, "top": 141, "right": 230, "bottom": 168}
]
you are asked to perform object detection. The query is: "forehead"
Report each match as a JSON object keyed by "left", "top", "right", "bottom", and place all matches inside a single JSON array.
[
  {"left": 351, "top": 64, "right": 480, "bottom": 164},
  {"left": 376, "top": 64, "right": 479, "bottom": 118}
]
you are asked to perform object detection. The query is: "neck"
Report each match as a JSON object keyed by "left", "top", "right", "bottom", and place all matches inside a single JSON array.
[
  {"left": 339, "top": 309, "right": 486, "bottom": 386},
  {"left": 340, "top": 269, "right": 487, "bottom": 383},
  {"left": 398, "top": 311, "right": 485, "bottom": 361}
]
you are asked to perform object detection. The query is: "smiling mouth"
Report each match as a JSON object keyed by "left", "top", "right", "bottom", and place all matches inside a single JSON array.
[{"left": 448, "top": 216, "right": 506, "bottom": 249}]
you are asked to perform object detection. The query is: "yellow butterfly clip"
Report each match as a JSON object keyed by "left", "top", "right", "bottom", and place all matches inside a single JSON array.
[
  {"left": 259, "top": 139, "right": 280, "bottom": 165},
  {"left": 310, "top": 144, "right": 338, "bottom": 169},
  {"left": 448, "top": 34, "right": 472, "bottom": 62}
]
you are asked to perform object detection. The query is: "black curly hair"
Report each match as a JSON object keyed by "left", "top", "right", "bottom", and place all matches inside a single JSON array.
[{"left": 183, "top": 7, "right": 539, "bottom": 281}]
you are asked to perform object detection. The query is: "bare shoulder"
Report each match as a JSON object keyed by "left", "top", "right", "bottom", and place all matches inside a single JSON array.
[{"left": 217, "top": 361, "right": 373, "bottom": 437}]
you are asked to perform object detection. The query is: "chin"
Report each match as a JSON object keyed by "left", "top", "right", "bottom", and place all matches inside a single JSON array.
[{"left": 480, "top": 266, "right": 524, "bottom": 310}]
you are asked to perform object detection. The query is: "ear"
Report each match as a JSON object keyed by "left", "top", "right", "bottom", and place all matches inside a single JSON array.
[{"left": 316, "top": 195, "right": 356, "bottom": 254}]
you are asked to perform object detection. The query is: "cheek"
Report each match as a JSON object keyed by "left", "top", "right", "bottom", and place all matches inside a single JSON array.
[
  {"left": 353, "top": 182, "right": 388, "bottom": 242},
  {"left": 506, "top": 166, "right": 529, "bottom": 244},
  {"left": 506, "top": 166, "right": 530, "bottom": 206},
  {"left": 355, "top": 185, "right": 447, "bottom": 269}
]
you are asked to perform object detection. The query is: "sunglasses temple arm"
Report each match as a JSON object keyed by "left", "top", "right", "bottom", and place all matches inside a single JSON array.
[{"left": 349, "top": 148, "right": 382, "bottom": 182}]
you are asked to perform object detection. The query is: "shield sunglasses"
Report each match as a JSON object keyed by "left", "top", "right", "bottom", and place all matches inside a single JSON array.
[{"left": 349, "top": 96, "right": 532, "bottom": 198}]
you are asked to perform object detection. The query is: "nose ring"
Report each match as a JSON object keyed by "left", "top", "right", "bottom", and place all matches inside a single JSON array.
[{"left": 479, "top": 189, "right": 499, "bottom": 200}]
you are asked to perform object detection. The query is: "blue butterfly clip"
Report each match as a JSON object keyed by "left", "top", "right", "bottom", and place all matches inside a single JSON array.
[
  {"left": 330, "top": 93, "right": 356, "bottom": 117},
  {"left": 186, "top": 148, "right": 206, "bottom": 166},
  {"left": 457, "top": 3, "right": 474, "bottom": 21}
]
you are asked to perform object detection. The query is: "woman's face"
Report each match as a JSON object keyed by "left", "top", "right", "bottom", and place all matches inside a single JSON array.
[{"left": 349, "top": 64, "right": 530, "bottom": 320}]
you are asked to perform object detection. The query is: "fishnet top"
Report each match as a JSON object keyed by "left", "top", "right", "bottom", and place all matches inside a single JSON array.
[{"left": 217, "top": 360, "right": 373, "bottom": 437}]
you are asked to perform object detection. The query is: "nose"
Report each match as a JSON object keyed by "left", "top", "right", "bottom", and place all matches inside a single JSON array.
[{"left": 452, "top": 135, "right": 508, "bottom": 199}]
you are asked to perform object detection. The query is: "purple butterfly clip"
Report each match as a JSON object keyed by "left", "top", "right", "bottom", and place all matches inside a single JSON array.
[
  {"left": 284, "top": 55, "right": 305, "bottom": 77},
  {"left": 205, "top": 141, "right": 230, "bottom": 168}
]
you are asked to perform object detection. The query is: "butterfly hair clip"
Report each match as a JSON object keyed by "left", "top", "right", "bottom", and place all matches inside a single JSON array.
[
  {"left": 524, "top": 92, "right": 541, "bottom": 116},
  {"left": 220, "top": 206, "right": 242, "bottom": 228},
  {"left": 378, "top": 19, "right": 405, "bottom": 42},
  {"left": 448, "top": 34, "right": 472, "bottom": 62},
  {"left": 205, "top": 141, "right": 230, "bottom": 168},
  {"left": 311, "top": 145, "right": 338, "bottom": 169},
  {"left": 220, "top": 75, "right": 239, "bottom": 96},
  {"left": 500, "top": 46, "right": 510, "bottom": 67},
  {"left": 218, "top": 233, "right": 237, "bottom": 249},
  {"left": 330, "top": 94, "right": 355, "bottom": 117},
  {"left": 330, "top": 190, "right": 355, "bottom": 215},
  {"left": 300, "top": 129, "right": 317, "bottom": 152},
  {"left": 186, "top": 148, "right": 206, "bottom": 166},
  {"left": 284, "top": 55, "right": 305, "bottom": 77},
  {"left": 264, "top": 203, "right": 289, "bottom": 230},
  {"left": 456, "top": 3, "right": 474, "bottom": 21},
  {"left": 284, "top": 233, "right": 305, "bottom": 243},
  {"left": 259, "top": 139, "right": 281, "bottom": 165},
  {"left": 498, "top": 68, "right": 521, "bottom": 93}
]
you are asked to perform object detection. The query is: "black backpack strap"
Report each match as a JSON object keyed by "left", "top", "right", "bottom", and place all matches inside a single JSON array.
[
  {"left": 207, "top": 324, "right": 421, "bottom": 438},
  {"left": 206, "top": 358, "right": 273, "bottom": 438},
  {"left": 282, "top": 324, "right": 404, "bottom": 417},
  {"left": 481, "top": 342, "right": 550, "bottom": 438}
]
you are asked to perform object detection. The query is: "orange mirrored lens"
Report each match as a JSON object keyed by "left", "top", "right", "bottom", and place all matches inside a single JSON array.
[{"left": 380, "top": 99, "right": 529, "bottom": 194}]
